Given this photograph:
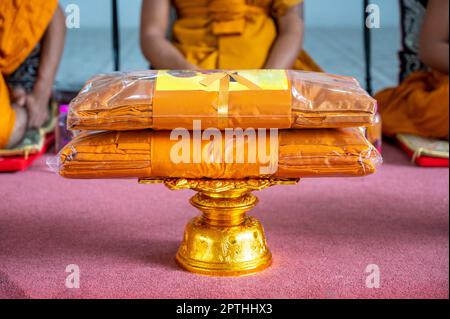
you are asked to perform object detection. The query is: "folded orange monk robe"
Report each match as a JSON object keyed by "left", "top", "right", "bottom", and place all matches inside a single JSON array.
[
  {"left": 67, "top": 70, "right": 377, "bottom": 131},
  {"left": 57, "top": 128, "right": 381, "bottom": 179}
]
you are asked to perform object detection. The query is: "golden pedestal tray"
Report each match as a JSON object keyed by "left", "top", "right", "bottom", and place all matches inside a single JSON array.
[{"left": 139, "top": 178, "right": 299, "bottom": 277}]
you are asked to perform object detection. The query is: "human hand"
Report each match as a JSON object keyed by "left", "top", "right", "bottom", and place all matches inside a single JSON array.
[
  {"left": 26, "top": 90, "right": 50, "bottom": 129},
  {"left": 10, "top": 87, "right": 27, "bottom": 108}
]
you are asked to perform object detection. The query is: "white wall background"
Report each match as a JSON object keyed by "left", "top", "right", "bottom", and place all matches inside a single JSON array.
[
  {"left": 58, "top": 0, "right": 400, "bottom": 29},
  {"left": 306, "top": 0, "right": 399, "bottom": 28}
]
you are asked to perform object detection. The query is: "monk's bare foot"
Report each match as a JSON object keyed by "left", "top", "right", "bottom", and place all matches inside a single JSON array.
[
  {"left": 6, "top": 89, "right": 28, "bottom": 148},
  {"left": 6, "top": 106, "right": 28, "bottom": 148}
]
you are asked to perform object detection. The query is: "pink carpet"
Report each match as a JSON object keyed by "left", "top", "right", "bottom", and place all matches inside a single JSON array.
[{"left": 0, "top": 143, "right": 448, "bottom": 299}]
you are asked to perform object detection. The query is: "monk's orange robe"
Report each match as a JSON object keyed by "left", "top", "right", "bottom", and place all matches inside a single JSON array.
[
  {"left": 58, "top": 128, "right": 381, "bottom": 179},
  {"left": 375, "top": 71, "right": 449, "bottom": 139},
  {"left": 172, "top": 0, "right": 321, "bottom": 71},
  {"left": 68, "top": 70, "right": 377, "bottom": 131},
  {"left": 0, "top": 0, "right": 58, "bottom": 148}
]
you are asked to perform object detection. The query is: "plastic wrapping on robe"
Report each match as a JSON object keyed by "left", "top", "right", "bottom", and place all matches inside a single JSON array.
[{"left": 55, "top": 128, "right": 382, "bottom": 180}]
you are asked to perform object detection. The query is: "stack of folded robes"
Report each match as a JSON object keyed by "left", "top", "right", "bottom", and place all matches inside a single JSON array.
[{"left": 56, "top": 70, "right": 382, "bottom": 180}]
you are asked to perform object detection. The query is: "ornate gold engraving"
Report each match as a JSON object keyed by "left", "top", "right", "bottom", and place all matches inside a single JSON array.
[{"left": 139, "top": 177, "right": 299, "bottom": 276}]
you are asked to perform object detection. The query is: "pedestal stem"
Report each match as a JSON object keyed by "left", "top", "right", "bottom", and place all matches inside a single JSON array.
[
  {"left": 191, "top": 191, "right": 257, "bottom": 227},
  {"left": 138, "top": 178, "right": 299, "bottom": 276},
  {"left": 177, "top": 188, "right": 271, "bottom": 276}
]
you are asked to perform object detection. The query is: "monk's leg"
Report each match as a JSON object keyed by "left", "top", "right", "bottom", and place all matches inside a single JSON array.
[
  {"left": 0, "top": 48, "right": 36, "bottom": 149},
  {"left": 0, "top": 75, "right": 17, "bottom": 148},
  {"left": 411, "top": 74, "right": 449, "bottom": 139},
  {"left": 5, "top": 88, "right": 28, "bottom": 148},
  {"left": 7, "top": 106, "right": 28, "bottom": 149},
  {"left": 377, "top": 71, "right": 449, "bottom": 139}
]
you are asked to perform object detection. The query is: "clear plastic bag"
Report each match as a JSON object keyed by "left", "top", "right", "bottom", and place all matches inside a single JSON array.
[
  {"left": 67, "top": 70, "right": 377, "bottom": 131},
  {"left": 51, "top": 127, "right": 382, "bottom": 180}
]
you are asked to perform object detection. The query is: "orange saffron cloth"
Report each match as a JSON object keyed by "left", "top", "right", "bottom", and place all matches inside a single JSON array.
[
  {"left": 375, "top": 71, "right": 449, "bottom": 139},
  {"left": 58, "top": 128, "right": 381, "bottom": 179},
  {"left": 171, "top": 0, "right": 321, "bottom": 70},
  {"left": 0, "top": 0, "right": 58, "bottom": 148},
  {"left": 68, "top": 70, "right": 377, "bottom": 131}
]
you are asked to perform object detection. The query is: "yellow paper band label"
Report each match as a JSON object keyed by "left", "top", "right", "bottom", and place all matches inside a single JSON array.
[
  {"left": 152, "top": 70, "right": 292, "bottom": 130},
  {"left": 155, "top": 70, "right": 289, "bottom": 92}
]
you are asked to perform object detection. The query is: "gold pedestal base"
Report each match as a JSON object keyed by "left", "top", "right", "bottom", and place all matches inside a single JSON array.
[
  {"left": 176, "top": 215, "right": 272, "bottom": 276},
  {"left": 140, "top": 178, "right": 299, "bottom": 276}
]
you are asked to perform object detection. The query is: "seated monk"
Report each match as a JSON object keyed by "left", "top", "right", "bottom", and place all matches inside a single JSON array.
[
  {"left": 0, "top": 0, "right": 65, "bottom": 149},
  {"left": 140, "top": 0, "right": 321, "bottom": 71},
  {"left": 375, "top": 0, "right": 449, "bottom": 140}
]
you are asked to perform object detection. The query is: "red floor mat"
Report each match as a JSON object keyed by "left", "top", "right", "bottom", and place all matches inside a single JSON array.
[
  {"left": 0, "top": 134, "right": 55, "bottom": 173},
  {"left": 398, "top": 139, "right": 449, "bottom": 168}
]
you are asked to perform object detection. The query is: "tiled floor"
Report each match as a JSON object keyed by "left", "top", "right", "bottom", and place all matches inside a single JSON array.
[
  {"left": 304, "top": 27, "right": 401, "bottom": 92},
  {"left": 56, "top": 26, "right": 401, "bottom": 93}
]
